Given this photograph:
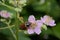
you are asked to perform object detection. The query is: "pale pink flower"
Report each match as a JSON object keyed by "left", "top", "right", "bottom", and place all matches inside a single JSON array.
[
  {"left": 41, "top": 15, "right": 56, "bottom": 26},
  {"left": 0, "top": 10, "right": 11, "bottom": 18},
  {"left": 27, "top": 15, "right": 43, "bottom": 35}
]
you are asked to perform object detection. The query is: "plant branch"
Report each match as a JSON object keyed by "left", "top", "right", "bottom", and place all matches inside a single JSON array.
[
  {"left": 0, "top": 1, "right": 17, "bottom": 12},
  {"left": 8, "top": 24, "right": 17, "bottom": 40},
  {"left": 0, "top": 25, "right": 15, "bottom": 30}
]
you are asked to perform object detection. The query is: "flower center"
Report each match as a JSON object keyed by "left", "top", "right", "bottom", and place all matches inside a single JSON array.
[
  {"left": 31, "top": 22, "right": 37, "bottom": 29},
  {"left": 45, "top": 16, "right": 52, "bottom": 24}
]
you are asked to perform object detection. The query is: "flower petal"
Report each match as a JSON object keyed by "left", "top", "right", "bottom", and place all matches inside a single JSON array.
[
  {"left": 34, "top": 27, "right": 41, "bottom": 35},
  {"left": 36, "top": 20, "right": 43, "bottom": 28},
  {"left": 28, "top": 15, "right": 35, "bottom": 23},
  {"left": 27, "top": 28, "right": 34, "bottom": 34},
  {"left": 48, "top": 20, "right": 56, "bottom": 26},
  {"left": 41, "top": 17, "right": 45, "bottom": 23}
]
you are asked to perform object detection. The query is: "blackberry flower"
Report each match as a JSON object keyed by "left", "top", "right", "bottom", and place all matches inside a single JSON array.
[
  {"left": 27, "top": 15, "right": 43, "bottom": 35},
  {"left": 0, "top": 10, "right": 11, "bottom": 18},
  {"left": 41, "top": 15, "right": 56, "bottom": 26}
]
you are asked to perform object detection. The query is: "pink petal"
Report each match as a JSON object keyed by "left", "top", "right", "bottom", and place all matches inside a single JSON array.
[
  {"left": 48, "top": 20, "right": 56, "bottom": 26},
  {"left": 36, "top": 20, "right": 43, "bottom": 28},
  {"left": 28, "top": 15, "right": 35, "bottom": 23},
  {"left": 41, "top": 17, "right": 45, "bottom": 23},
  {"left": 27, "top": 28, "right": 34, "bottom": 34},
  {"left": 41, "top": 15, "right": 49, "bottom": 23},
  {"left": 34, "top": 27, "right": 41, "bottom": 35}
]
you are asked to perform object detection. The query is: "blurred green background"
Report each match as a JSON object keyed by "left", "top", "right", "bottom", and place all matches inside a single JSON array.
[{"left": 0, "top": 0, "right": 60, "bottom": 40}]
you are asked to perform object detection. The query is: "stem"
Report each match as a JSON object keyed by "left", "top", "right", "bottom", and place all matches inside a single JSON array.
[
  {"left": 15, "top": 11, "right": 20, "bottom": 40},
  {"left": 3, "top": 19, "right": 17, "bottom": 40},
  {"left": 15, "top": 1, "right": 20, "bottom": 40},
  {"left": 8, "top": 24, "right": 17, "bottom": 40},
  {"left": 0, "top": 25, "right": 14, "bottom": 30},
  {"left": 0, "top": 1, "right": 17, "bottom": 12},
  {"left": 4, "top": 20, "right": 17, "bottom": 40}
]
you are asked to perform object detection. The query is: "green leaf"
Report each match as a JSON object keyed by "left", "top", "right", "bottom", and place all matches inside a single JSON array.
[
  {"left": 18, "top": 31, "right": 31, "bottom": 40},
  {"left": 52, "top": 23, "right": 60, "bottom": 39},
  {"left": 0, "top": 28, "right": 14, "bottom": 40}
]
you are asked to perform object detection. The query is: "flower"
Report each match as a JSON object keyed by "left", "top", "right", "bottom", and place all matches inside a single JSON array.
[
  {"left": 27, "top": 15, "right": 43, "bottom": 35},
  {"left": 0, "top": 10, "right": 11, "bottom": 18},
  {"left": 41, "top": 15, "right": 56, "bottom": 26}
]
